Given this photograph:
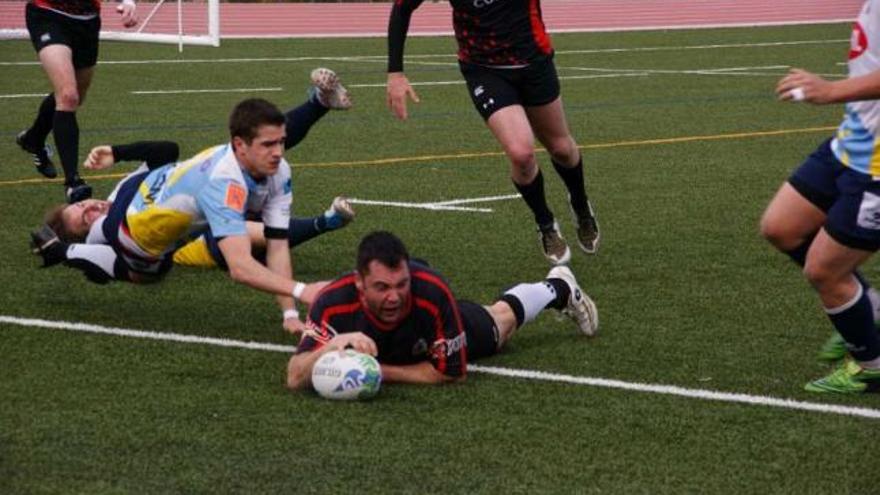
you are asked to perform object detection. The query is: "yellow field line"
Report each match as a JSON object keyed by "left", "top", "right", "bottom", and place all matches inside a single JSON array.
[{"left": 0, "top": 126, "right": 836, "bottom": 187}]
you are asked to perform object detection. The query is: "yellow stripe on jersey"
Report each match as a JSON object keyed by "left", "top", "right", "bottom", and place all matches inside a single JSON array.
[
  {"left": 126, "top": 207, "right": 194, "bottom": 256},
  {"left": 172, "top": 237, "right": 218, "bottom": 268},
  {"left": 167, "top": 145, "right": 221, "bottom": 187}
]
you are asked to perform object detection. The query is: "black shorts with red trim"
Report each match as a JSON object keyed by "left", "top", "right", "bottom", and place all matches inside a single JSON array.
[
  {"left": 458, "top": 300, "right": 499, "bottom": 360},
  {"left": 459, "top": 54, "right": 561, "bottom": 121},
  {"left": 26, "top": 3, "right": 100, "bottom": 69}
]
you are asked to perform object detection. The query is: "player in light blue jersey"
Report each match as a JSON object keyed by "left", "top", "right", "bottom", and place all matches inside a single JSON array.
[
  {"left": 31, "top": 98, "right": 328, "bottom": 333},
  {"left": 760, "top": 0, "right": 880, "bottom": 393}
]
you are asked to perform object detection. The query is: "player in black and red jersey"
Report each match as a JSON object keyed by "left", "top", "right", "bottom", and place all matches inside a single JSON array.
[
  {"left": 16, "top": 0, "right": 138, "bottom": 203},
  {"left": 286, "top": 231, "right": 598, "bottom": 388},
  {"left": 385, "top": 0, "right": 599, "bottom": 265}
]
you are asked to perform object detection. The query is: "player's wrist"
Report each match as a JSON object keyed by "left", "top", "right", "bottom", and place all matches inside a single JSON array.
[{"left": 292, "top": 281, "right": 306, "bottom": 300}]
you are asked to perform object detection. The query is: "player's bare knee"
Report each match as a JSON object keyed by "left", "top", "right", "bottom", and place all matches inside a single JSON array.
[
  {"left": 759, "top": 213, "right": 798, "bottom": 251},
  {"left": 55, "top": 88, "right": 80, "bottom": 110},
  {"left": 546, "top": 138, "right": 578, "bottom": 165}
]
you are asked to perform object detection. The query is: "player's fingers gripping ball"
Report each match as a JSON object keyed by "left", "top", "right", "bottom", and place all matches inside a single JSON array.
[{"left": 311, "top": 349, "right": 382, "bottom": 400}]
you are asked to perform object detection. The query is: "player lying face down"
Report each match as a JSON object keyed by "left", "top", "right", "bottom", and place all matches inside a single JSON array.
[{"left": 286, "top": 231, "right": 599, "bottom": 389}]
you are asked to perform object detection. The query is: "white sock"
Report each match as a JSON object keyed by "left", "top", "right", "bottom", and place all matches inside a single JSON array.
[{"left": 504, "top": 282, "right": 556, "bottom": 325}]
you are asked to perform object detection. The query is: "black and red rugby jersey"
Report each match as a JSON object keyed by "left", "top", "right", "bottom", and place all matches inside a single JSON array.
[
  {"left": 298, "top": 263, "right": 467, "bottom": 377},
  {"left": 30, "top": 0, "right": 101, "bottom": 17},
  {"left": 388, "top": 0, "right": 553, "bottom": 70}
]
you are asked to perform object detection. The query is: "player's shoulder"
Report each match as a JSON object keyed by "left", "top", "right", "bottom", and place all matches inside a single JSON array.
[
  {"left": 409, "top": 262, "right": 454, "bottom": 297},
  {"left": 313, "top": 272, "right": 359, "bottom": 308}
]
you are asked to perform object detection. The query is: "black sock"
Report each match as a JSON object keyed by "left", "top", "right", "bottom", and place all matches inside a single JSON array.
[
  {"left": 284, "top": 100, "right": 329, "bottom": 150},
  {"left": 53, "top": 111, "right": 80, "bottom": 185},
  {"left": 544, "top": 278, "right": 571, "bottom": 310},
  {"left": 552, "top": 157, "right": 589, "bottom": 213},
  {"left": 827, "top": 287, "right": 880, "bottom": 362},
  {"left": 27, "top": 93, "right": 56, "bottom": 146},
  {"left": 513, "top": 170, "right": 554, "bottom": 227},
  {"left": 289, "top": 217, "right": 326, "bottom": 247}
]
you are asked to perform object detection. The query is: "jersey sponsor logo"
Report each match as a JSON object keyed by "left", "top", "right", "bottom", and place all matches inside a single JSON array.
[
  {"left": 224, "top": 182, "right": 246, "bottom": 213},
  {"left": 850, "top": 22, "right": 868, "bottom": 60},
  {"left": 429, "top": 333, "right": 467, "bottom": 361},
  {"left": 473, "top": 0, "right": 503, "bottom": 8}
]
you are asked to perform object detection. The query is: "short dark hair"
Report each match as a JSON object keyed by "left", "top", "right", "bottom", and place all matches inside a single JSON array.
[
  {"left": 44, "top": 203, "right": 83, "bottom": 243},
  {"left": 228, "top": 98, "right": 285, "bottom": 143},
  {"left": 357, "top": 231, "right": 410, "bottom": 275}
]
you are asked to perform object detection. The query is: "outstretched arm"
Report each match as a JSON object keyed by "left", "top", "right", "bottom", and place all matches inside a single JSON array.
[
  {"left": 777, "top": 68, "right": 880, "bottom": 104},
  {"left": 386, "top": 0, "right": 425, "bottom": 120},
  {"left": 84, "top": 141, "right": 180, "bottom": 170}
]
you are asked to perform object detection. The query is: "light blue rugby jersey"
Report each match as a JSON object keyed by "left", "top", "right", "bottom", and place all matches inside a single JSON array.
[
  {"left": 833, "top": 0, "right": 880, "bottom": 176},
  {"left": 113, "top": 144, "right": 292, "bottom": 260}
]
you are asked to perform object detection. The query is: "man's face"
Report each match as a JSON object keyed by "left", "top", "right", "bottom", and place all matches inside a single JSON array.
[
  {"left": 234, "top": 124, "right": 285, "bottom": 179},
  {"left": 62, "top": 199, "right": 111, "bottom": 239},
  {"left": 357, "top": 260, "right": 411, "bottom": 325}
]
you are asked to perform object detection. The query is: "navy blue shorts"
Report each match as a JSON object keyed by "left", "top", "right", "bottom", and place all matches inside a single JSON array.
[
  {"left": 788, "top": 138, "right": 880, "bottom": 251},
  {"left": 459, "top": 55, "right": 561, "bottom": 121},
  {"left": 26, "top": 3, "right": 100, "bottom": 70}
]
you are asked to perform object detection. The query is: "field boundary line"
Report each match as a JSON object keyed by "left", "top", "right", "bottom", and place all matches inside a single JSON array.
[
  {"left": 0, "top": 126, "right": 836, "bottom": 187},
  {"left": 0, "top": 38, "right": 850, "bottom": 67},
  {"left": 3, "top": 314, "right": 879, "bottom": 420}
]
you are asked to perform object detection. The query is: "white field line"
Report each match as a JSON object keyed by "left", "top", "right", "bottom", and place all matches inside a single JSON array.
[
  {"left": 348, "top": 198, "right": 494, "bottom": 213},
  {"left": 0, "top": 39, "right": 849, "bottom": 67},
  {"left": 131, "top": 87, "right": 283, "bottom": 95},
  {"left": 349, "top": 72, "right": 648, "bottom": 89},
  {"left": 3, "top": 314, "right": 879, "bottom": 420}
]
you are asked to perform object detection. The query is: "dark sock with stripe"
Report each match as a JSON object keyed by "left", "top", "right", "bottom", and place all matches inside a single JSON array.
[
  {"left": 827, "top": 287, "right": 880, "bottom": 362},
  {"left": 544, "top": 278, "right": 571, "bottom": 310},
  {"left": 27, "top": 93, "right": 56, "bottom": 146},
  {"left": 284, "top": 100, "right": 329, "bottom": 150},
  {"left": 289, "top": 216, "right": 327, "bottom": 247},
  {"left": 552, "top": 157, "right": 589, "bottom": 213},
  {"left": 53, "top": 111, "right": 80, "bottom": 185},
  {"left": 514, "top": 170, "right": 554, "bottom": 227}
]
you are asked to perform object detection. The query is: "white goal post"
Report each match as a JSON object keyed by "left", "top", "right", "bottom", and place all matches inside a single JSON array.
[{"left": 0, "top": 0, "right": 220, "bottom": 48}]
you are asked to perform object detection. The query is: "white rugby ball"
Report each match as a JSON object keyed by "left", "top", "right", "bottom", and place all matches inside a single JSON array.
[{"left": 311, "top": 349, "right": 382, "bottom": 400}]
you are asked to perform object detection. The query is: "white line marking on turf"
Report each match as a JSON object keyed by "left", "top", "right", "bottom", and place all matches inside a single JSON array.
[
  {"left": 3, "top": 314, "right": 879, "bottom": 420},
  {"left": 349, "top": 194, "right": 522, "bottom": 213},
  {"left": 348, "top": 198, "right": 494, "bottom": 213},
  {"left": 0, "top": 93, "right": 50, "bottom": 99},
  {"left": 131, "top": 87, "right": 283, "bottom": 95},
  {"left": 0, "top": 39, "right": 849, "bottom": 67}
]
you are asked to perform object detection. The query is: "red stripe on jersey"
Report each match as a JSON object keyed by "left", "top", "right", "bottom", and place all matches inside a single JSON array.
[
  {"left": 315, "top": 273, "right": 356, "bottom": 300},
  {"left": 415, "top": 297, "right": 448, "bottom": 373},
  {"left": 411, "top": 270, "right": 467, "bottom": 371},
  {"left": 528, "top": 0, "right": 553, "bottom": 55},
  {"left": 320, "top": 301, "right": 361, "bottom": 333}
]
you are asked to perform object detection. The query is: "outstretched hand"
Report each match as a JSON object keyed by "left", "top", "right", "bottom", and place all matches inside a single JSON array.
[
  {"left": 386, "top": 72, "right": 420, "bottom": 120},
  {"left": 83, "top": 145, "right": 115, "bottom": 170},
  {"left": 776, "top": 68, "right": 834, "bottom": 104}
]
